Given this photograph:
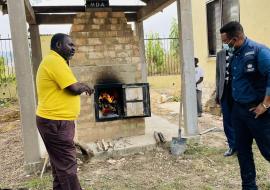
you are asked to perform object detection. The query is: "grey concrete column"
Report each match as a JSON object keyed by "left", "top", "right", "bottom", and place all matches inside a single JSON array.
[
  {"left": 7, "top": 0, "right": 41, "bottom": 169},
  {"left": 29, "top": 24, "right": 42, "bottom": 87},
  {"left": 135, "top": 21, "right": 147, "bottom": 82},
  {"left": 177, "top": 0, "right": 199, "bottom": 136}
]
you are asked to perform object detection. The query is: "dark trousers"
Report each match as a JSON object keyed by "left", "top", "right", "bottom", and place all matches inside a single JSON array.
[
  {"left": 232, "top": 103, "right": 270, "bottom": 190},
  {"left": 196, "top": 90, "right": 203, "bottom": 114},
  {"left": 36, "top": 116, "right": 82, "bottom": 190},
  {"left": 221, "top": 86, "right": 235, "bottom": 149}
]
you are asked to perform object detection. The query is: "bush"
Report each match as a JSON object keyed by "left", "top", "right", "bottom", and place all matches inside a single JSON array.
[
  {"left": 0, "top": 56, "right": 16, "bottom": 83},
  {"left": 145, "top": 33, "right": 165, "bottom": 73}
]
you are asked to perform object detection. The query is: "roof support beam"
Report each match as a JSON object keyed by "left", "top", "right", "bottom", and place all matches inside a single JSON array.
[
  {"left": 24, "top": 0, "right": 36, "bottom": 24},
  {"left": 36, "top": 14, "right": 77, "bottom": 24},
  {"left": 33, "top": 5, "right": 144, "bottom": 13},
  {"left": 36, "top": 13, "right": 137, "bottom": 24},
  {"left": 137, "top": 0, "right": 175, "bottom": 21}
]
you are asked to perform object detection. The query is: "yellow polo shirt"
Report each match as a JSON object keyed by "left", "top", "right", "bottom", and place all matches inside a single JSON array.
[{"left": 36, "top": 50, "right": 80, "bottom": 120}]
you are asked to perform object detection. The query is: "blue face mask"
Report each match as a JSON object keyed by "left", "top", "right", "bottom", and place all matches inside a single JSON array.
[{"left": 222, "top": 39, "right": 235, "bottom": 54}]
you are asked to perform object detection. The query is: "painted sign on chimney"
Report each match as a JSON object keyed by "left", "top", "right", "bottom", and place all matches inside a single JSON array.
[{"left": 86, "top": 0, "right": 109, "bottom": 8}]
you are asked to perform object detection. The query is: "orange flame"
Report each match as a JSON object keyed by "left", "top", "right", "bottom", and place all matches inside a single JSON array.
[{"left": 99, "top": 92, "right": 114, "bottom": 103}]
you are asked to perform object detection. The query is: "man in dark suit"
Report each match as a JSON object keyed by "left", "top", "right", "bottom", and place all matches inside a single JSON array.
[
  {"left": 220, "top": 21, "right": 270, "bottom": 190},
  {"left": 216, "top": 49, "right": 236, "bottom": 156}
]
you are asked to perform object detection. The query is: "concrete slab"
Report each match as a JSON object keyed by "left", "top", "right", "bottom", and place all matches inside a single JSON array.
[
  {"left": 158, "top": 102, "right": 180, "bottom": 114},
  {"left": 86, "top": 114, "right": 180, "bottom": 159}
]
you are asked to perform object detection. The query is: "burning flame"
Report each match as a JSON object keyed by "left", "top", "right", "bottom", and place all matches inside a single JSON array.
[
  {"left": 99, "top": 92, "right": 114, "bottom": 103},
  {"left": 98, "top": 91, "right": 118, "bottom": 116}
]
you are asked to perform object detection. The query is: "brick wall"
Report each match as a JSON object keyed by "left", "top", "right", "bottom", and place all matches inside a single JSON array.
[{"left": 70, "top": 12, "right": 145, "bottom": 143}]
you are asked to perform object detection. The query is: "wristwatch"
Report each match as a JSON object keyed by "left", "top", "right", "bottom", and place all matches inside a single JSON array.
[{"left": 261, "top": 103, "right": 270, "bottom": 109}]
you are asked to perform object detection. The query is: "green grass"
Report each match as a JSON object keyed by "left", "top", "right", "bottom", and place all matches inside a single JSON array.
[
  {"left": 0, "top": 81, "right": 17, "bottom": 107},
  {"left": 21, "top": 175, "right": 98, "bottom": 190},
  {"left": 0, "top": 79, "right": 17, "bottom": 108},
  {"left": 0, "top": 97, "right": 17, "bottom": 108},
  {"left": 22, "top": 175, "right": 52, "bottom": 190},
  {"left": 16, "top": 141, "right": 270, "bottom": 190}
]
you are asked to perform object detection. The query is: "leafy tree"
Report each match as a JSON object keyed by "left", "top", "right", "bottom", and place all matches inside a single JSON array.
[
  {"left": 145, "top": 32, "right": 165, "bottom": 73},
  {"left": 0, "top": 57, "right": 5, "bottom": 82},
  {"left": 169, "top": 18, "right": 180, "bottom": 58},
  {"left": 0, "top": 57, "right": 15, "bottom": 83}
]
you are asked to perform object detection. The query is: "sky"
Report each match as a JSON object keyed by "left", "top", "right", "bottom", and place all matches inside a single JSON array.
[{"left": 0, "top": 0, "right": 177, "bottom": 38}]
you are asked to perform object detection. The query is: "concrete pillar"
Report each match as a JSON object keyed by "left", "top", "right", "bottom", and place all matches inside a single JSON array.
[
  {"left": 29, "top": 24, "right": 42, "bottom": 86},
  {"left": 177, "top": 0, "right": 199, "bottom": 136},
  {"left": 135, "top": 21, "right": 147, "bottom": 82},
  {"left": 7, "top": 0, "right": 42, "bottom": 171}
]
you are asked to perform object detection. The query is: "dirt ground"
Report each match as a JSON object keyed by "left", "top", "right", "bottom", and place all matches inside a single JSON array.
[{"left": 1, "top": 89, "right": 270, "bottom": 190}]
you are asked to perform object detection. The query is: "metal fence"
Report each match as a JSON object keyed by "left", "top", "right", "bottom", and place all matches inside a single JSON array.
[
  {"left": 144, "top": 37, "right": 180, "bottom": 76},
  {"left": 0, "top": 36, "right": 17, "bottom": 105},
  {"left": 0, "top": 36, "right": 180, "bottom": 104}
]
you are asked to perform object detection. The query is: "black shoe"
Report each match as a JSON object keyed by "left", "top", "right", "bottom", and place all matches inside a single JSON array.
[{"left": 224, "top": 148, "right": 236, "bottom": 157}]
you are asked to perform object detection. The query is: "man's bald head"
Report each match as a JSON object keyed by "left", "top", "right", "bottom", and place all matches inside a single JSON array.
[{"left": 50, "top": 33, "right": 75, "bottom": 61}]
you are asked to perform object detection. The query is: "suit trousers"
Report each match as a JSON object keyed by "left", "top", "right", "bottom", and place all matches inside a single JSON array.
[
  {"left": 220, "top": 85, "right": 235, "bottom": 149},
  {"left": 36, "top": 116, "right": 82, "bottom": 190},
  {"left": 232, "top": 102, "right": 270, "bottom": 190}
]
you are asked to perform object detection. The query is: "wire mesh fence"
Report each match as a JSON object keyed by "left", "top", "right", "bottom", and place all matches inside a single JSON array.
[
  {"left": 0, "top": 36, "right": 180, "bottom": 105},
  {"left": 144, "top": 37, "right": 180, "bottom": 76},
  {"left": 0, "top": 36, "right": 17, "bottom": 105}
]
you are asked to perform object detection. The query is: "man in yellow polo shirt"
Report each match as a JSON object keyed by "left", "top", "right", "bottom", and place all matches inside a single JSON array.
[{"left": 36, "top": 33, "right": 93, "bottom": 190}]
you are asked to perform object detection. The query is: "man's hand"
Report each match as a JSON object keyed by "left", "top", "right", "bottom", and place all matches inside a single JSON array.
[
  {"left": 82, "top": 84, "right": 94, "bottom": 96},
  {"left": 249, "top": 103, "right": 267, "bottom": 119},
  {"left": 66, "top": 82, "right": 94, "bottom": 96}
]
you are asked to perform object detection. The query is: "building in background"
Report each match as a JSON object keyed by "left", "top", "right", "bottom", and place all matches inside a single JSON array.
[{"left": 191, "top": 0, "right": 270, "bottom": 104}]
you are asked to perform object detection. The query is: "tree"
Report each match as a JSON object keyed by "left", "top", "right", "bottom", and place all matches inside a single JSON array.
[
  {"left": 0, "top": 57, "right": 15, "bottom": 83},
  {"left": 0, "top": 57, "right": 5, "bottom": 82},
  {"left": 145, "top": 32, "right": 165, "bottom": 73},
  {"left": 169, "top": 18, "right": 180, "bottom": 58}
]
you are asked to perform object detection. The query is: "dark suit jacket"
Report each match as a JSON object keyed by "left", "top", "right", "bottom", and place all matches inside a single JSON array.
[{"left": 216, "top": 50, "right": 227, "bottom": 102}]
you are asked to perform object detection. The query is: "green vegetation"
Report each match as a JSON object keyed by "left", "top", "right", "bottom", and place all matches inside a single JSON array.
[
  {"left": 15, "top": 141, "right": 270, "bottom": 190},
  {"left": 169, "top": 18, "right": 180, "bottom": 59},
  {"left": 145, "top": 18, "right": 181, "bottom": 76},
  {"left": 0, "top": 56, "right": 17, "bottom": 107},
  {"left": 23, "top": 175, "right": 52, "bottom": 189},
  {"left": 145, "top": 32, "right": 165, "bottom": 73},
  {"left": 0, "top": 57, "right": 16, "bottom": 83}
]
